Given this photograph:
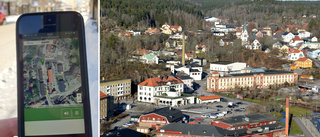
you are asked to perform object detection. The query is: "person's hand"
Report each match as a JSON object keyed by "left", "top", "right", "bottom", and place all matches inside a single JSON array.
[{"left": 0, "top": 118, "right": 17, "bottom": 137}]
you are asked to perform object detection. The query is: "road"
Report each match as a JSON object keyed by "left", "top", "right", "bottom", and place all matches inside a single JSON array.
[
  {"left": 0, "top": 23, "right": 16, "bottom": 73},
  {"left": 293, "top": 117, "right": 313, "bottom": 137}
]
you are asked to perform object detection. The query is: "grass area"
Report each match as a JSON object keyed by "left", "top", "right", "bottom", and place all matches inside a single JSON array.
[
  {"left": 278, "top": 120, "right": 303, "bottom": 134},
  {"left": 268, "top": 111, "right": 283, "bottom": 117},
  {"left": 288, "top": 106, "right": 311, "bottom": 117}
]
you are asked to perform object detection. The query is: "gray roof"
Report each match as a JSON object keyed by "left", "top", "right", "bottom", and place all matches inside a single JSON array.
[
  {"left": 190, "top": 69, "right": 200, "bottom": 72},
  {"left": 211, "top": 61, "right": 232, "bottom": 65},
  {"left": 145, "top": 107, "right": 183, "bottom": 122},
  {"left": 101, "top": 128, "right": 144, "bottom": 137},
  {"left": 223, "top": 70, "right": 294, "bottom": 77},
  {"left": 219, "top": 113, "right": 277, "bottom": 126},
  {"left": 177, "top": 75, "right": 193, "bottom": 80}
]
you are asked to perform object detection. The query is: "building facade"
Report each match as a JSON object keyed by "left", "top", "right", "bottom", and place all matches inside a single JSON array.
[
  {"left": 138, "top": 76, "right": 194, "bottom": 106},
  {"left": 100, "top": 79, "right": 131, "bottom": 101},
  {"left": 210, "top": 61, "right": 247, "bottom": 74},
  {"left": 295, "top": 57, "right": 312, "bottom": 69},
  {"left": 100, "top": 91, "right": 114, "bottom": 120},
  {"left": 207, "top": 71, "right": 298, "bottom": 92}
]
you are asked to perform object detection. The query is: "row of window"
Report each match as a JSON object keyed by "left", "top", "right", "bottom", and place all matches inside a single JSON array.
[
  {"left": 100, "top": 82, "right": 131, "bottom": 89},
  {"left": 142, "top": 117, "right": 165, "bottom": 121},
  {"left": 227, "top": 121, "right": 276, "bottom": 130},
  {"left": 139, "top": 85, "right": 183, "bottom": 91}
]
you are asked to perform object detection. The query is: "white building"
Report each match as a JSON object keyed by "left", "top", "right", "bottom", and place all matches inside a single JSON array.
[
  {"left": 171, "top": 63, "right": 202, "bottom": 81},
  {"left": 309, "top": 36, "right": 318, "bottom": 42},
  {"left": 197, "top": 95, "right": 221, "bottom": 104},
  {"left": 204, "top": 17, "right": 221, "bottom": 22},
  {"left": 282, "top": 32, "right": 295, "bottom": 43},
  {"left": 137, "top": 76, "right": 194, "bottom": 106},
  {"left": 298, "top": 31, "right": 311, "bottom": 39},
  {"left": 141, "top": 54, "right": 159, "bottom": 64},
  {"left": 289, "top": 36, "right": 304, "bottom": 47},
  {"left": 210, "top": 61, "right": 247, "bottom": 74},
  {"left": 246, "top": 39, "right": 261, "bottom": 50},
  {"left": 287, "top": 49, "right": 304, "bottom": 61},
  {"left": 177, "top": 75, "right": 194, "bottom": 93}
]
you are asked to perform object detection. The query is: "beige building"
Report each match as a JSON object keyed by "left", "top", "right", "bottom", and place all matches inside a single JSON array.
[
  {"left": 207, "top": 71, "right": 298, "bottom": 92},
  {"left": 100, "top": 91, "right": 114, "bottom": 120},
  {"left": 100, "top": 79, "right": 131, "bottom": 101}
]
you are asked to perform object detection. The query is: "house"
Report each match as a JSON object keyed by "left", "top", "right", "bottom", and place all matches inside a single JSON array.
[
  {"left": 286, "top": 25, "right": 298, "bottom": 32},
  {"left": 273, "top": 30, "right": 284, "bottom": 36},
  {"left": 308, "top": 36, "right": 318, "bottom": 42},
  {"left": 246, "top": 39, "right": 261, "bottom": 50},
  {"left": 219, "top": 38, "right": 233, "bottom": 46},
  {"left": 197, "top": 95, "right": 221, "bottom": 104},
  {"left": 282, "top": 32, "right": 295, "bottom": 43},
  {"left": 300, "top": 75, "right": 314, "bottom": 80},
  {"left": 141, "top": 54, "right": 159, "bottom": 64},
  {"left": 204, "top": 16, "right": 221, "bottom": 22},
  {"left": 295, "top": 57, "right": 312, "bottom": 69},
  {"left": 165, "top": 40, "right": 176, "bottom": 49},
  {"left": 195, "top": 44, "right": 207, "bottom": 53},
  {"left": 133, "top": 48, "right": 149, "bottom": 56},
  {"left": 100, "top": 79, "right": 132, "bottom": 101},
  {"left": 261, "top": 27, "right": 272, "bottom": 36},
  {"left": 193, "top": 58, "right": 207, "bottom": 66},
  {"left": 287, "top": 49, "right": 305, "bottom": 61},
  {"left": 138, "top": 107, "right": 184, "bottom": 128},
  {"left": 145, "top": 28, "right": 160, "bottom": 35},
  {"left": 137, "top": 75, "right": 195, "bottom": 106},
  {"left": 289, "top": 36, "right": 303, "bottom": 47},
  {"left": 155, "top": 123, "right": 285, "bottom": 137},
  {"left": 160, "top": 23, "right": 182, "bottom": 35},
  {"left": 303, "top": 42, "right": 320, "bottom": 49},
  {"left": 236, "top": 30, "right": 242, "bottom": 38},
  {"left": 307, "top": 49, "right": 320, "bottom": 58},
  {"left": 211, "top": 114, "right": 278, "bottom": 130},
  {"left": 210, "top": 61, "right": 247, "bottom": 74},
  {"left": 256, "top": 31, "right": 263, "bottom": 38},
  {"left": 272, "top": 42, "right": 282, "bottom": 49},
  {"left": 185, "top": 53, "right": 197, "bottom": 60},
  {"left": 291, "top": 64, "right": 299, "bottom": 70},
  {"left": 177, "top": 75, "right": 194, "bottom": 93},
  {"left": 169, "top": 33, "right": 187, "bottom": 40},
  {"left": 118, "top": 32, "right": 131, "bottom": 38},
  {"left": 298, "top": 31, "right": 311, "bottom": 39},
  {"left": 100, "top": 91, "right": 114, "bottom": 120}
]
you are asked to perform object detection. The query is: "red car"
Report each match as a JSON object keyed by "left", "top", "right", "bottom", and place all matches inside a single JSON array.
[{"left": 0, "top": 11, "right": 6, "bottom": 25}]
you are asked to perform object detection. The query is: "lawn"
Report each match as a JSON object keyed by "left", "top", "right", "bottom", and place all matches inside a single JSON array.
[{"left": 268, "top": 111, "right": 303, "bottom": 134}]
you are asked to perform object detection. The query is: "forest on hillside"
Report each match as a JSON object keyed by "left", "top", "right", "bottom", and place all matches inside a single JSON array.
[{"left": 100, "top": 0, "right": 203, "bottom": 31}]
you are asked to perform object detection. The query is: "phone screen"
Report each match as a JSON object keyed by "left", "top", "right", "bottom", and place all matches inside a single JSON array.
[
  {"left": 22, "top": 32, "right": 85, "bottom": 136},
  {"left": 17, "top": 12, "right": 91, "bottom": 137}
]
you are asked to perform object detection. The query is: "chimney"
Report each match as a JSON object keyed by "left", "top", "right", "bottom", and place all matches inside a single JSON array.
[
  {"left": 182, "top": 32, "right": 185, "bottom": 66},
  {"left": 286, "top": 98, "right": 289, "bottom": 137}
]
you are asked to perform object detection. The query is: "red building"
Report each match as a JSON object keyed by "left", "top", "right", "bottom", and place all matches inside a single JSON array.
[
  {"left": 211, "top": 114, "right": 277, "bottom": 130},
  {"left": 138, "top": 107, "right": 183, "bottom": 129}
]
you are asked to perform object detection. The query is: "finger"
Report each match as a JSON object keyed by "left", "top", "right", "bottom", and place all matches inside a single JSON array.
[{"left": 0, "top": 118, "right": 18, "bottom": 137}]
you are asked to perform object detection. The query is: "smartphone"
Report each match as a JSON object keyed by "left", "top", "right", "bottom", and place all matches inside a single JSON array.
[{"left": 16, "top": 12, "right": 92, "bottom": 137}]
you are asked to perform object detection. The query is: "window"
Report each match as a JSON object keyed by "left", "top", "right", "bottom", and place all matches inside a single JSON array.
[{"left": 148, "top": 117, "right": 150, "bottom": 120}]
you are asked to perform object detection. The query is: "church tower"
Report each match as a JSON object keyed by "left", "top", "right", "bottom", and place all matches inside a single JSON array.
[{"left": 241, "top": 17, "right": 249, "bottom": 44}]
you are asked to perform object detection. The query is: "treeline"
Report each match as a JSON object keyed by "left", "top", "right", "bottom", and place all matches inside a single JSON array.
[{"left": 100, "top": 0, "right": 203, "bottom": 30}]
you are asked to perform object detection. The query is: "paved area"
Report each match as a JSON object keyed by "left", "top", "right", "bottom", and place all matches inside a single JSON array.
[{"left": 293, "top": 117, "right": 314, "bottom": 137}]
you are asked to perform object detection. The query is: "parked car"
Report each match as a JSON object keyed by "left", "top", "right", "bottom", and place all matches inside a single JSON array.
[
  {"left": 222, "top": 111, "right": 232, "bottom": 114},
  {"left": 0, "top": 11, "right": 6, "bottom": 25},
  {"left": 236, "top": 102, "right": 242, "bottom": 105},
  {"left": 234, "top": 109, "right": 241, "bottom": 112},
  {"left": 216, "top": 105, "right": 223, "bottom": 108},
  {"left": 217, "top": 113, "right": 225, "bottom": 117},
  {"left": 209, "top": 115, "right": 217, "bottom": 119},
  {"left": 239, "top": 108, "right": 246, "bottom": 111},
  {"left": 201, "top": 114, "right": 209, "bottom": 118}
]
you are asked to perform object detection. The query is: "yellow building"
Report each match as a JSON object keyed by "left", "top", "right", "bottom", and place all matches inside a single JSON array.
[
  {"left": 295, "top": 57, "right": 312, "bottom": 68},
  {"left": 290, "top": 64, "right": 299, "bottom": 70},
  {"left": 100, "top": 79, "right": 131, "bottom": 101}
]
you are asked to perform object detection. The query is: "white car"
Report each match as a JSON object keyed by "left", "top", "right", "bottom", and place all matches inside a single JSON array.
[
  {"left": 217, "top": 113, "right": 225, "bottom": 117},
  {"left": 209, "top": 115, "right": 217, "bottom": 119},
  {"left": 201, "top": 114, "right": 209, "bottom": 118}
]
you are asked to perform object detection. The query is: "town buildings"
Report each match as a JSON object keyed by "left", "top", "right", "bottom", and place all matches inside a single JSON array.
[
  {"left": 137, "top": 75, "right": 194, "bottom": 106},
  {"left": 207, "top": 70, "right": 298, "bottom": 92},
  {"left": 197, "top": 95, "right": 221, "bottom": 104},
  {"left": 294, "top": 57, "right": 312, "bottom": 69},
  {"left": 100, "top": 79, "right": 131, "bottom": 101},
  {"left": 171, "top": 63, "right": 203, "bottom": 81},
  {"left": 287, "top": 49, "right": 305, "bottom": 61},
  {"left": 100, "top": 91, "right": 114, "bottom": 120}
]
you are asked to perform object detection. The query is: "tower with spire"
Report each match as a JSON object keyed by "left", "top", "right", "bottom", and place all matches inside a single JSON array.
[{"left": 241, "top": 17, "right": 249, "bottom": 44}]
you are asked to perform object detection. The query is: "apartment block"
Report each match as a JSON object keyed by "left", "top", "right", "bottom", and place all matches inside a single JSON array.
[{"left": 100, "top": 79, "right": 131, "bottom": 101}]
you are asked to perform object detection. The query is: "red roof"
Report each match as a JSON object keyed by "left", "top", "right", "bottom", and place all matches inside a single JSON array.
[
  {"left": 212, "top": 71, "right": 219, "bottom": 75},
  {"left": 197, "top": 44, "right": 206, "bottom": 48},
  {"left": 186, "top": 53, "right": 196, "bottom": 58},
  {"left": 274, "top": 30, "right": 284, "bottom": 34},
  {"left": 236, "top": 30, "right": 242, "bottom": 33},
  {"left": 297, "top": 43, "right": 303, "bottom": 49},
  {"left": 291, "top": 64, "right": 297, "bottom": 66},
  {"left": 163, "top": 22, "right": 168, "bottom": 26},
  {"left": 100, "top": 91, "right": 108, "bottom": 99},
  {"left": 138, "top": 76, "right": 184, "bottom": 86},
  {"left": 289, "top": 49, "right": 301, "bottom": 54},
  {"left": 170, "top": 26, "right": 181, "bottom": 31},
  {"left": 47, "top": 69, "right": 53, "bottom": 83},
  {"left": 302, "top": 23, "right": 309, "bottom": 30},
  {"left": 292, "top": 36, "right": 303, "bottom": 42},
  {"left": 296, "top": 57, "right": 309, "bottom": 62},
  {"left": 300, "top": 75, "right": 313, "bottom": 79},
  {"left": 199, "top": 95, "right": 221, "bottom": 101}
]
